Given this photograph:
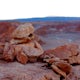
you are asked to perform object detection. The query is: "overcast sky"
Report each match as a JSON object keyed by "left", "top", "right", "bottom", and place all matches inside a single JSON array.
[{"left": 0, "top": 0, "right": 80, "bottom": 20}]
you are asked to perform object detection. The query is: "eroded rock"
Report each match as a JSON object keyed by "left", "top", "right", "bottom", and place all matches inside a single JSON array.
[
  {"left": 11, "top": 23, "right": 34, "bottom": 39},
  {"left": 3, "top": 23, "right": 44, "bottom": 64},
  {"left": 41, "top": 44, "right": 80, "bottom": 65}
]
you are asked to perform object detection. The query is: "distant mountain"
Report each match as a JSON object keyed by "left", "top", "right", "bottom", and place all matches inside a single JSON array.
[{"left": 0, "top": 17, "right": 80, "bottom": 22}]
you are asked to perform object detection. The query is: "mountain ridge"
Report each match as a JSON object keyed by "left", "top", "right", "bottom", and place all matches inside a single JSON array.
[{"left": 1, "top": 17, "right": 80, "bottom": 22}]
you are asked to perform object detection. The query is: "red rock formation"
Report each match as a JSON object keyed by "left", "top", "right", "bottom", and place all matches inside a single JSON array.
[{"left": 0, "top": 21, "right": 80, "bottom": 80}]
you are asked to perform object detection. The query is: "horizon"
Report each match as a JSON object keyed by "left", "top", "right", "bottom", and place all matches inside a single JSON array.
[{"left": 0, "top": 17, "right": 80, "bottom": 22}]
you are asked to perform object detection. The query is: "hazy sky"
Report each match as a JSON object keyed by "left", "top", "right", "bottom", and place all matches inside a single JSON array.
[{"left": 0, "top": 0, "right": 80, "bottom": 20}]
